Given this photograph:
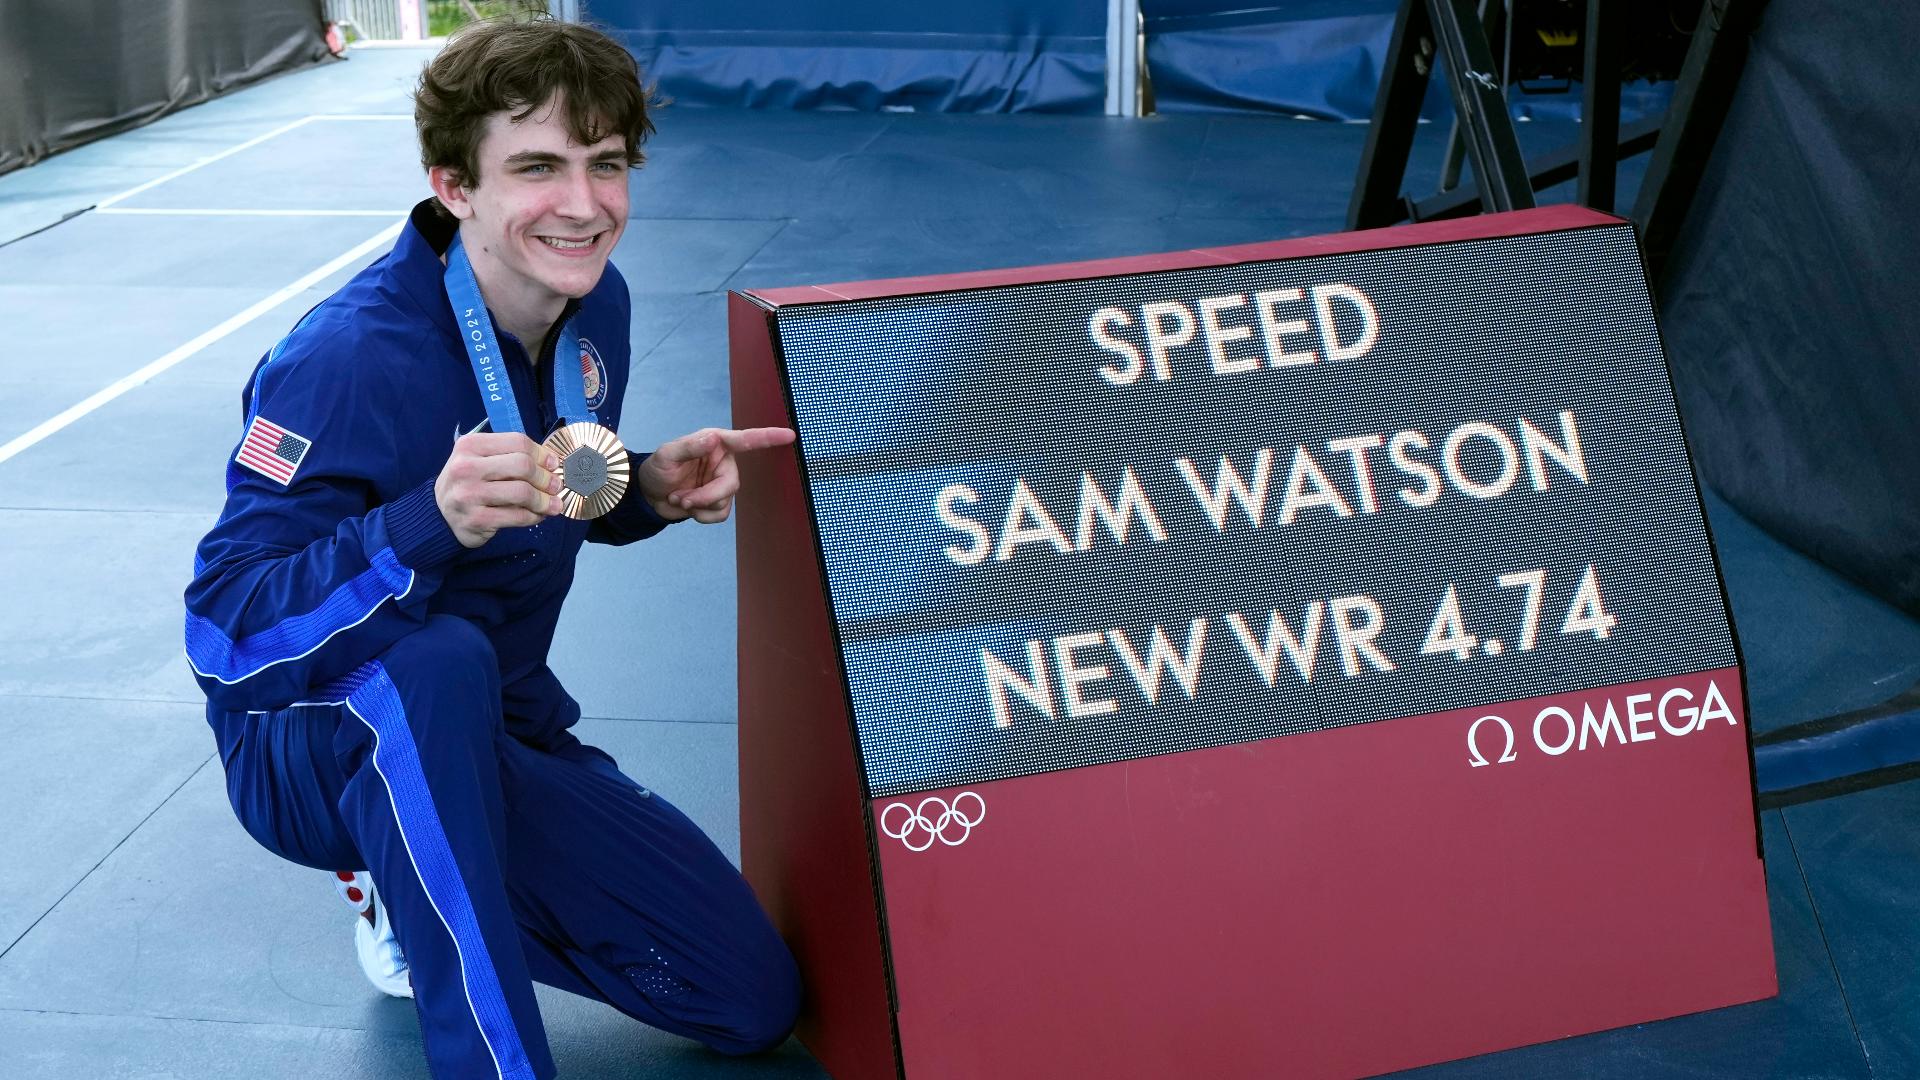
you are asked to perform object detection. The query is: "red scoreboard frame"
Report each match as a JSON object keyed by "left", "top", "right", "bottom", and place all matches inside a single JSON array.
[{"left": 727, "top": 205, "right": 1774, "bottom": 1079}]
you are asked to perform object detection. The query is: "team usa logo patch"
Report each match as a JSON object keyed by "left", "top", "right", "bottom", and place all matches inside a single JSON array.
[
  {"left": 579, "top": 337, "right": 608, "bottom": 411},
  {"left": 235, "top": 415, "right": 312, "bottom": 486}
]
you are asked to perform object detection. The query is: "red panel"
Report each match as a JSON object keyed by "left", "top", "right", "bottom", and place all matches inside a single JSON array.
[
  {"left": 736, "top": 208, "right": 1760, "bottom": 1076},
  {"left": 730, "top": 294, "right": 897, "bottom": 1080},
  {"left": 748, "top": 205, "right": 1622, "bottom": 308},
  {"left": 873, "top": 668, "right": 1773, "bottom": 1079}
]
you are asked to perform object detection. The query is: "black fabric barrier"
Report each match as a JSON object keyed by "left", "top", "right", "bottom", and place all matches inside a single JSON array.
[
  {"left": 1659, "top": 0, "right": 1920, "bottom": 617},
  {"left": 0, "top": 0, "right": 330, "bottom": 177}
]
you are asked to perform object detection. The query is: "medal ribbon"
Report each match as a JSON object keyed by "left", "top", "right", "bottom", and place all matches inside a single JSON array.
[{"left": 444, "top": 233, "right": 595, "bottom": 433}]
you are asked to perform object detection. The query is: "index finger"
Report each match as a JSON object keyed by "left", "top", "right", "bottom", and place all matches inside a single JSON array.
[
  {"left": 652, "top": 426, "right": 794, "bottom": 463},
  {"left": 711, "top": 427, "right": 796, "bottom": 454}
]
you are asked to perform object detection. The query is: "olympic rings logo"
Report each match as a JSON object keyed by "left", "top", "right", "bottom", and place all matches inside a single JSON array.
[{"left": 879, "top": 792, "right": 986, "bottom": 851}]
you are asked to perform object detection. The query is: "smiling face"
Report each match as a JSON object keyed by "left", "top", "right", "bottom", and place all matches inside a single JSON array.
[{"left": 431, "top": 95, "right": 630, "bottom": 343}]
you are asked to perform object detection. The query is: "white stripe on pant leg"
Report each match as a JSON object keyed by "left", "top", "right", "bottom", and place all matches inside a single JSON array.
[{"left": 342, "top": 679, "right": 535, "bottom": 1080}]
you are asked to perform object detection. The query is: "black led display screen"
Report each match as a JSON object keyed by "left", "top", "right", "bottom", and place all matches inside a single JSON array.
[{"left": 773, "top": 223, "right": 1736, "bottom": 799}]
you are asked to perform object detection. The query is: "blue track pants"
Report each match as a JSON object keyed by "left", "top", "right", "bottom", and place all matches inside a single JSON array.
[{"left": 213, "top": 615, "right": 801, "bottom": 1079}]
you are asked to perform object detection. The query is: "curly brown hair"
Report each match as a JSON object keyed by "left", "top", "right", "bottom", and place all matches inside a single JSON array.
[{"left": 414, "top": 15, "right": 657, "bottom": 192}]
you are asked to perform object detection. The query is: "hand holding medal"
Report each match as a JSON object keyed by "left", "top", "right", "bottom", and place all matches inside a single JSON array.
[{"left": 434, "top": 429, "right": 566, "bottom": 548}]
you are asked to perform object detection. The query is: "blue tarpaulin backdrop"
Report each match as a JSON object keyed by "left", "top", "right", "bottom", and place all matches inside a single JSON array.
[
  {"left": 582, "top": 0, "right": 1106, "bottom": 113},
  {"left": 1145, "top": 0, "right": 1423, "bottom": 118},
  {"left": 581, "top": 0, "right": 1669, "bottom": 122}
]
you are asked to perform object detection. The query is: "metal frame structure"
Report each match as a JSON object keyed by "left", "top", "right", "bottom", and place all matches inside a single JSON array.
[
  {"left": 1348, "top": 0, "right": 1767, "bottom": 279},
  {"left": 1630, "top": 0, "right": 1767, "bottom": 276}
]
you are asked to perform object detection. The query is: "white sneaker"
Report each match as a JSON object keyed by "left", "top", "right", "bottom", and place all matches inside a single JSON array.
[{"left": 334, "top": 869, "right": 413, "bottom": 999}]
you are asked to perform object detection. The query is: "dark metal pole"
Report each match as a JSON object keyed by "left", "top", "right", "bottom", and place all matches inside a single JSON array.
[
  {"left": 1578, "top": 0, "right": 1621, "bottom": 210},
  {"left": 1632, "top": 0, "right": 1768, "bottom": 276},
  {"left": 1425, "top": 0, "right": 1534, "bottom": 213},
  {"left": 1348, "top": 0, "right": 1435, "bottom": 229},
  {"left": 1439, "top": 0, "right": 1509, "bottom": 196}
]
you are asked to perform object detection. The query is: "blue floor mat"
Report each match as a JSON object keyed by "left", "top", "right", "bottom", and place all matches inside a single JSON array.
[{"left": 1702, "top": 487, "right": 1920, "bottom": 801}]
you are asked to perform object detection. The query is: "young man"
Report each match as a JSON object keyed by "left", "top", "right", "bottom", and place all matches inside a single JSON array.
[{"left": 183, "top": 17, "right": 800, "bottom": 1079}]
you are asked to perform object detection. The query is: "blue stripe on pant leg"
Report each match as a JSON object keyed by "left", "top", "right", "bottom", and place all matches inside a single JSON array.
[{"left": 336, "top": 662, "right": 536, "bottom": 1080}]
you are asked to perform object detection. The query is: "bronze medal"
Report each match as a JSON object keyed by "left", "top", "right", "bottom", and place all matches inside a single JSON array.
[{"left": 543, "top": 421, "right": 629, "bottom": 520}]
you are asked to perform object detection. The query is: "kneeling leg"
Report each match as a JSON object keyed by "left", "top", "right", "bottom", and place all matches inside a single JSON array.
[
  {"left": 500, "top": 736, "right": 802, "bottom": 1055},
  {"left": 331, "top": 615, "right": 553, "bottom": 1080}
]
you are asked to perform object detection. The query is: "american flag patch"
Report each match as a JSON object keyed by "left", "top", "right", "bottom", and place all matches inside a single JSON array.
[{"left": 235, "top": 415, "right": 312, "bottom": 486}]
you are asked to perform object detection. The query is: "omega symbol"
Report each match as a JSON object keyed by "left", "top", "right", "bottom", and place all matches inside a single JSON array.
[{"left": 1467, "top": 714, "right": 1518, "bottom": 767}]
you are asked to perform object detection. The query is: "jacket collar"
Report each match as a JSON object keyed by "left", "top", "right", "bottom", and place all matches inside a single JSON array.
[{"left": 388, "top": 199, "right": 582, "bottom": 362}]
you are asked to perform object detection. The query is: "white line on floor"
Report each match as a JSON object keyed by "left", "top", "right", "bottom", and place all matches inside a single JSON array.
[
  {"left": 96, "top": 208, "right": 412, "bottom": 217},
  {"left": 93, "top": 114, "right": 414, "bottom": 210},
  {"left": 95, "top": 116, "right": 320, "bottom": 209},
  {"left": 0, "top": 219, "right": 405, "bottom": 468}
]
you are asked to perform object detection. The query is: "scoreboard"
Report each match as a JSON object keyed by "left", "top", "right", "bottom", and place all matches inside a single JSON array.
[{"left": 729, "top": 206, "right": 1774, "bottom": 1079}]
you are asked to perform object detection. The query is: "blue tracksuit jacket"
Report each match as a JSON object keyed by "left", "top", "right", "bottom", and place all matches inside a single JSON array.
[{"left": 184, "top": 199, "right": 671, "bottom": 742}]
